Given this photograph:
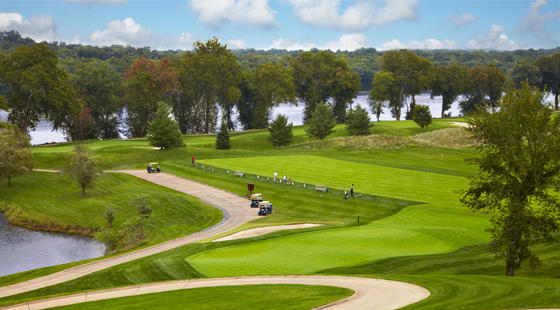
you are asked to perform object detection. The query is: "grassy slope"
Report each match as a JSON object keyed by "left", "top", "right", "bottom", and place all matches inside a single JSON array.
[
  {"left": 1, "top": 119, "right": 558, "bottom": 309},
  {"left": 52, "top": 285, "right": 353, "bottom": 310}
]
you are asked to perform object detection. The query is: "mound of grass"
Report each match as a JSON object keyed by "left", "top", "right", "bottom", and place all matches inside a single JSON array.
[
  {"left": 52, "top": 285, "right": 353, "bottom": 310},
  {"left": 0, "top": 172, "right": 222, "bottom": 244},
  {"left": 412, "top": 128, "right": 475, "bottom": 148},
  {"left": 288, "top": 134, "right": 413, "bottom": 151}
]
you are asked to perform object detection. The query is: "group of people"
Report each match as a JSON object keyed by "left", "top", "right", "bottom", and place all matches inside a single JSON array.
[
  {"left": 147, "top": 165, "right": 161, "bottom": 173},
  {"left": 273, "top": 171, "right": 292, "bottom": 185},
  {"left": 344, "top": 184, "right": 354, "bottom": 199}
]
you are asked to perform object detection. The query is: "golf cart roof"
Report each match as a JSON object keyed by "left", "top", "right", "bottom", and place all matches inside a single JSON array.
[
  {"left": 259, "top": 201, "right": 271, "bottom": 205},
  {"left": 251, "top": 194, "right": 262, "bottom": 198},
  {"left": 149, "top": 162, "right": 158, "bottom": 165}
]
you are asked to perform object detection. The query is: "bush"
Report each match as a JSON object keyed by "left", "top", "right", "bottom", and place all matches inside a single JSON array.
[
  {"left": 216, "top": 121, "right": 231, "bottom": 149},
  {"left": 305, "top": 103, "right": 336, "bottom": 140},
  {"left": 345, "top": 106, "right": 371, "bottom": 136},
  {"left": 412, "top": 104, "right": 432, "bottom": 130},
  {"left": 268, "top": 114, "right": 293, "bottom": 146},
  {"left": 146, "top": 102, "right": 184, "bottom": 150}
]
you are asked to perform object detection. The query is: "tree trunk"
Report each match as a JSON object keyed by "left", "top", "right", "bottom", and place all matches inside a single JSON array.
[
  {"left": 506, "top": 265, "right": 514, "bottom": 276},
  {"left": 555, "top": 93, "right": 558, "bottom": 110}
]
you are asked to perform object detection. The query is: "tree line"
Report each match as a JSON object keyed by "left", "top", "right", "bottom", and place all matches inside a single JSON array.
[{"left": 0, "top": 33, "right": 559, "bottom": 143}]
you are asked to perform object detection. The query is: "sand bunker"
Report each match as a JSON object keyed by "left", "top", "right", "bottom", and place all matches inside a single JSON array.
[{"left": 213, "top": 224, "right": 322, "bottom": 242}]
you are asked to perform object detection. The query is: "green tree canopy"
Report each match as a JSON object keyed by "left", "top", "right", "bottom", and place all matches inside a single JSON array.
[
  {"left": 71, "top": 59, "right": 123, "bottom": 139},
  {"left": 268, "top": 114, "right": 293, "bottom": 147},
  {"left": 249, "top": 63, "right": 295, "bottom": 129},
  {"left": 411, "top": 104, "right": 432, "bottom": 130},
  {"left": 174, "top": 38, "right": 241, "bottom": 134},
  {"left": 146, "top": 102, "right": 184, "bottom": 150},
  {"left": 507, "top": 58, "right": 542, "bottom": 89},
  {"left": 0, "top": 123, "right": 33, "bottom": 187},
  {"left": 345, "top": 105, "right": 371, "bottom": 135},
  {"left": 462, "top": 83, "right": 560, "bottom": 276},
  {"left": 123, "top": 57, "right": 178, "bottom": 137},
  {"left": 305, "top": 103, "right": 335, "bottom": 140},
  {"left": 536, "top": 53, "right": 560, "bottom": 110},
  {"left": 63, "top": 144, "right": 102, "bottom": 197},
  {"left": 431, "top": 64, "right": 468, "bottom": 118},
  {"left": 0, "top": 43, "right": 78, "bottom": 134},
  {"left": 369, "top": 71, "right": 398, "bottom": 121},
  {"left": 461, "top": 64, "right": 506, "bottom": 114},
  {"left": 215, "top": 121, "right": 231, "bottom": 150}
]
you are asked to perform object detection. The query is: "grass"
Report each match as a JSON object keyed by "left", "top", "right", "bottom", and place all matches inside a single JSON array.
[
  {"left": 0, "top": 172, "right": 222, "bottom": 243},
  {"left": 52, "top": 285, "right": 353, "bottom": 310},
  {"left": 0, "top": 118, "right": 558, "bottom": 309}
]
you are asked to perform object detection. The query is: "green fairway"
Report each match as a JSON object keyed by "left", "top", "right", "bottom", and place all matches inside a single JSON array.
[
  {"left": 52, "top": 285, "right": 353, "bottom": 310},
  {"left": 0, "top": 172, "right": 222, "bottom": 244}
]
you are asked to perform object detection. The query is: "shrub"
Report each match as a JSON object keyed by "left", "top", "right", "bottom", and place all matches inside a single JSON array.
[
  {"left": 305, "top": 103, "right": 335, "bottom": 140},
  {"left": 412, "top": 104, "right": 432, "bottom": 130},
  {"left": 345, "top": 106, "right": 371, "bottom": 136},
  {"left": 268, "top": 114, "right": 293, "bottom": 146}
]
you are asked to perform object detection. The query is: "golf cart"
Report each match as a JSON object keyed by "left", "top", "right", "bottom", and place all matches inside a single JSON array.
[
  {"left": 250, "top": 194, "right": 263, "bottom": 208},
  {"left": 258, "top": 201, "right": 273, "bottom": 216},
  {"left": 147, "top": 162, "right": 160, "bottom": 173}
]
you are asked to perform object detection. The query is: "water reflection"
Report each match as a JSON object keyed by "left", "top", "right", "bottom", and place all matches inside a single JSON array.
[{"left": 0, "top": 213, "right": 104, "bottom": 276}]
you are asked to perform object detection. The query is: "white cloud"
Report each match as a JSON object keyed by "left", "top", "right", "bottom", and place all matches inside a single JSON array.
[
  {"left": 518, "top": 0, "right": 560, "bottom": 39},
  {"left": 467, "top": 24, "right": 520, "bottom": 50},
  {"left": 63, "top": 0, "right": 127, "bottom": 4},
  {"left": 268, "top": 37, "right": 315, "bottom": 50},
  {"left": 0, "top": 12, "right": 57, "bottom": 42},
  {"left": 448, "top": 13, "right": 478, "bottom": 26},
  {"left": 325, "top": 33, "right": 366, "bottom": 51},
  {"left": 287, "top": 0, "right": 417, "bottom": 31},
  {"left": 371, "top": 0, "right": 418, "bottom": 26},
  {"left": 228, "top": 39, "right": 247, "bottom": 49},
  {"left": 189, "top": 0, "right": 277, "bottom": 29},
  {"left": 379, "top": 38, "right": 456, "bottom": 50},
  {"left": 87, "top": 17, "right": 194, "bottom": 50}
]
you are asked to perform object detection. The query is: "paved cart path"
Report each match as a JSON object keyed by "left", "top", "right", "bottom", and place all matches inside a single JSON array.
[
  {"left": 1, "top": 170, "right": 431, "bottom": 310},
  {"left": 1, "top": 276, "right": 430, "bottom": 310}
]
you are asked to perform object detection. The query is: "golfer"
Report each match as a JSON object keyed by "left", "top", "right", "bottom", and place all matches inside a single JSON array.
[{"left": 351, "top": 184, "right": 354, "bottom": 197}]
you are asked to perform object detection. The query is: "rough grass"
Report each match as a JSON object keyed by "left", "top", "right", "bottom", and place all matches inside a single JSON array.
[
  {"left": 287, "top": 134, "right": 413, "bottom": 151},
  {"left": 0, "top": 172, "right": 222, "bottom": 244},
  {"left": 411, "top": 128, "right": 475, "bottom": 148},
  {"left": 51, "top": 285, "right": 353, "bottom": 310}
]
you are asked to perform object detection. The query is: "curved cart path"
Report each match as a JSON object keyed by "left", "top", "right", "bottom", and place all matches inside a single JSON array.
[
  {"left": 1, "top": 170, "right": 431, "bottom": 309},
  {"left": 1, "top": 276, "right": 430, "bottom": 310},
  {"left": 0, "top": 170, "right": 258, "bottom": 298}
]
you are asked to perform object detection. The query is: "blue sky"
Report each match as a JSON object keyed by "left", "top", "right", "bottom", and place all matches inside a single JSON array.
[{"left": 0, "top": 0, "right": 558, "bottom": 51}]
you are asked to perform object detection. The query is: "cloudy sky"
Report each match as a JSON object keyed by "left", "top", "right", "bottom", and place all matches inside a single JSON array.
[{"left": 0, "top": 0, "right": 558, "bottom": 51}]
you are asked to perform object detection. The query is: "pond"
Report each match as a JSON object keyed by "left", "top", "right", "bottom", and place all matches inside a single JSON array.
[{"left": 0, "top": 212, "right": 105, "bottom": 276}]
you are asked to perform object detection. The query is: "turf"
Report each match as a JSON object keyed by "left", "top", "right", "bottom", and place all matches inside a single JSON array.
[
  {"left": 51, "top": 284, "right": 353, "bottom": 310},
  {"left": 0, "top": 171, "right": 222, "bottom": 245}
]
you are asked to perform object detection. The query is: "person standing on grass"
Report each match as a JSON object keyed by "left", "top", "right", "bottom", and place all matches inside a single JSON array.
[
  {"left": 192, "top": 156, "right": 195, "bottom": 166},
  {"left": 351, "top": 184, "right": 354, "bottom": 197},
  {"left": 283, "top": 175, "right": 287, "bottom": 184},
  {"left": 273, "top": 171, "right": 278, "bottom": 183},
  {"left": 344, "top": 190, "right": 349, "bottom": 199}
]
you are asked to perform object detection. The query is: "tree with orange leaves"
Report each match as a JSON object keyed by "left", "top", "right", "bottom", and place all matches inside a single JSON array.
[{"left": 123, "top": 57, "right": 178, "bottom": 137}]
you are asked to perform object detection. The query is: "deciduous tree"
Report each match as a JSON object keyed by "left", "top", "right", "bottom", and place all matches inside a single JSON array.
[
  {"left": 369, "top": 71, "right": 399, "bottom": 121},
  {"left": 123, "top": 57, "right": 178, "bottom": 137},
  {"left": 0, "top": 43, "right": 78, "bottom": 134},
  {"left": 461, "top": 64, "right": 506, "bottom": 114},
  {"left": 64, "top": 144, "right": 101, "bottom": 197},
  {"left": 536, "top": 53, "right": 560, "bottom": 110},
  {"left": 508, "top": 58, "right": 541, "bottom": 89},
  {"left": 462, "top": 83, "right": 560, "bottom": 276},
  {"left": 0, "top": 123, "right": 33, "bottom": 187},
  {"left": 431, "top": 64, "right": 468, "bottom": 118},
  {"left": 411, "top": 104, "right": 432, "bottom": 130}
]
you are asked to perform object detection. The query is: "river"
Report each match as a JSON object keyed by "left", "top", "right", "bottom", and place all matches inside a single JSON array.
[{"left": 0, "top": 213, "right": 104, "bottom": 276}]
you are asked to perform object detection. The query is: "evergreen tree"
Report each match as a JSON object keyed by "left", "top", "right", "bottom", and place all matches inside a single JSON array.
[
  {"left": 305, "top": 103, "right": 335, "bottom": 140},
  {"left": 268, "top": 114, "right": 293, "bottom": 147},
  {"left": 146, "top": 102, "right": 184, "bottom": 150},
  {"left": 216, "top": 121, "right": 231, "bottom": 149},
  {"left": 0, "top": 123, "right": 33, "bottom": 187},
  {"left": 345, "top": 106, "right": 371, "bottom": 136},
  {"left": 412, "top": 105, "right": 432, "bottom": 130}
]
